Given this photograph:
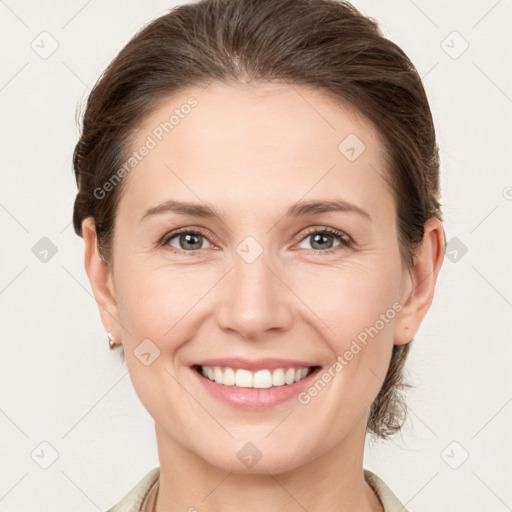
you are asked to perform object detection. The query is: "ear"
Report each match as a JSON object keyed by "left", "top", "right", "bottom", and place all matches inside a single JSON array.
[
  {"left": 82, "top": 217, "right": 122, "bottom": 340},
  {"left": 394, "top": 216, "right": 446, "bottom": 345}
]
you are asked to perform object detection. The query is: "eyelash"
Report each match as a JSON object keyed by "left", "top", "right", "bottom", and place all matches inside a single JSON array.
[{"left": 159, "top": 226, "right": 353, "bottom": 256}]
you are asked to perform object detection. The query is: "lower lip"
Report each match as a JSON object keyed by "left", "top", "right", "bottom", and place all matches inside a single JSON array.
[{"left": 190, "top": 367, "right": 320, "bottom": 410}]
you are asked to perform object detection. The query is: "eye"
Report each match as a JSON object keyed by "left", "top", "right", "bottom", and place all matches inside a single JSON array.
[
  {"left": 296, "top": 227, "right": 352, "bottom": 255},
  {"left": 160, "top": 228, "right": 214, "bottom": 254},
  {"left": 160, "top": 226, "right": 353, "bottom": 256}
]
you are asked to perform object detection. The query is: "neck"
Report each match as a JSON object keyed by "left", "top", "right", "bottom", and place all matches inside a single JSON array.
[{"left": 153, "top": 419, "right": 383, "bottom": 512}]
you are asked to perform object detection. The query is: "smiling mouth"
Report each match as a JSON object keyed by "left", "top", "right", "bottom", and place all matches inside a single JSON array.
[{"left": 191, "top": 364, "right": 321, "bottom": 389}]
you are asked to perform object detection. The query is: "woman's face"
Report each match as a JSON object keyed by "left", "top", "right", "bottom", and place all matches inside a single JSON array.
[{"left": 89, "top": 82, "right": 421, "bottom": 473}]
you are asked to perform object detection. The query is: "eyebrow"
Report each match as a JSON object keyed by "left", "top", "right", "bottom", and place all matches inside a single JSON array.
[{"left": 140, "top": 198, "right": 371, "bottom": 222}]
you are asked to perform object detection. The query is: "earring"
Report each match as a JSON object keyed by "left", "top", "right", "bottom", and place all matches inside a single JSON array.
[{"left": 107, "top": 331, "right": 116, "bottom": 349}]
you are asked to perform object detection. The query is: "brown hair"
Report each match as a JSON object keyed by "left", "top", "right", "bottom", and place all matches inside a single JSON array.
[{"left": 72, "top": 0, "right": 443, "bottom": 440}]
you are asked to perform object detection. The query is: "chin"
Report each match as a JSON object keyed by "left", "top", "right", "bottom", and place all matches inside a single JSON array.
[{"left": 200, "top": 440, "right": 310, "bottom": 476}]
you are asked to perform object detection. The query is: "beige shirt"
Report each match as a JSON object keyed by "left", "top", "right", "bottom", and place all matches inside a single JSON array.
[{"left": 107, "top": 467, "right": 409, "bottom": 512}]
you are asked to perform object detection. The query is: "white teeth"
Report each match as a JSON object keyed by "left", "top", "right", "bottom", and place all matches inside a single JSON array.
[
  {"left": 284, "top": 368, "right": 295, "bottom": 385},
  {"left": 198, "top": 365, "right": 313, "bottom": 388},
  {"left": 223, "top": 367, "right": 236, "bottom": 386},
  {"left": 235, "top": 369, "right": 253, "bottom": 388},
  {"left": 272, "top": 368, "right": 285, "bottom": 386},
  {"left": 213, "top": 366, "right": 223, "bottom": 384},
  {"left": 253, "top": 369, "right": 273, "bottom": 389}
]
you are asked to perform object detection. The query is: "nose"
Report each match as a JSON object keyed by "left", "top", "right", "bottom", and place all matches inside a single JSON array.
[{"left": 215, "top": 249, "right": 294, "bottom": 340}]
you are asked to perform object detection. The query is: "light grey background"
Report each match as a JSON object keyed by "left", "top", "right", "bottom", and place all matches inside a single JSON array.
[{"left": 1, "top": 0, "right": 511, "bottom": 510}]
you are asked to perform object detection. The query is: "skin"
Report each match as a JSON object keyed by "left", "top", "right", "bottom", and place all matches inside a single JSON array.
[{"left": 82, "top": 81, "right": 445, "bottom": 512}]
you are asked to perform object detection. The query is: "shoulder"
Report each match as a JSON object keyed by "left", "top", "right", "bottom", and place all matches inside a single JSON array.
[
  {"left": 106, "top": 467, "right": 160, "bottom": 512},
  {"left": 364, "top": 468, "right": 409, "bottom": 512}
]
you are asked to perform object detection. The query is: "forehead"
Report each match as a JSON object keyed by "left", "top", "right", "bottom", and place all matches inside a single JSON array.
[
  {"left": 119, "top": 81, "right": 392, "bottom": 222},
  {"left": 136, "top": 80, "right": 382, "bottom": 149}
]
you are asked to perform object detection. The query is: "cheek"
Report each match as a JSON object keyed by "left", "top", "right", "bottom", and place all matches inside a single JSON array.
[
  {"left": 292, "top": 255, "right": 402, "bottom": 342},
  {"left": 115, "top": 261, "right": 200, "bottom": 340},
  {"left": 115, "top": 249, "right": 402, "bottom": 353},
  {"left": 292, "top": 257, "right": 401, "bottom": 404}
]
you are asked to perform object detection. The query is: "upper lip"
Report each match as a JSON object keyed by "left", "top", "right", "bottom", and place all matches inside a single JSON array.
[{"left": 192, "top": 358, "right": 320, "bottom": 371}]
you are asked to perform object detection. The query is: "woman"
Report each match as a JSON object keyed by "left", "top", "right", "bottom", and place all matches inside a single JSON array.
[{"left": 72, "top": 0, "right": 446, "bottom": 510}]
